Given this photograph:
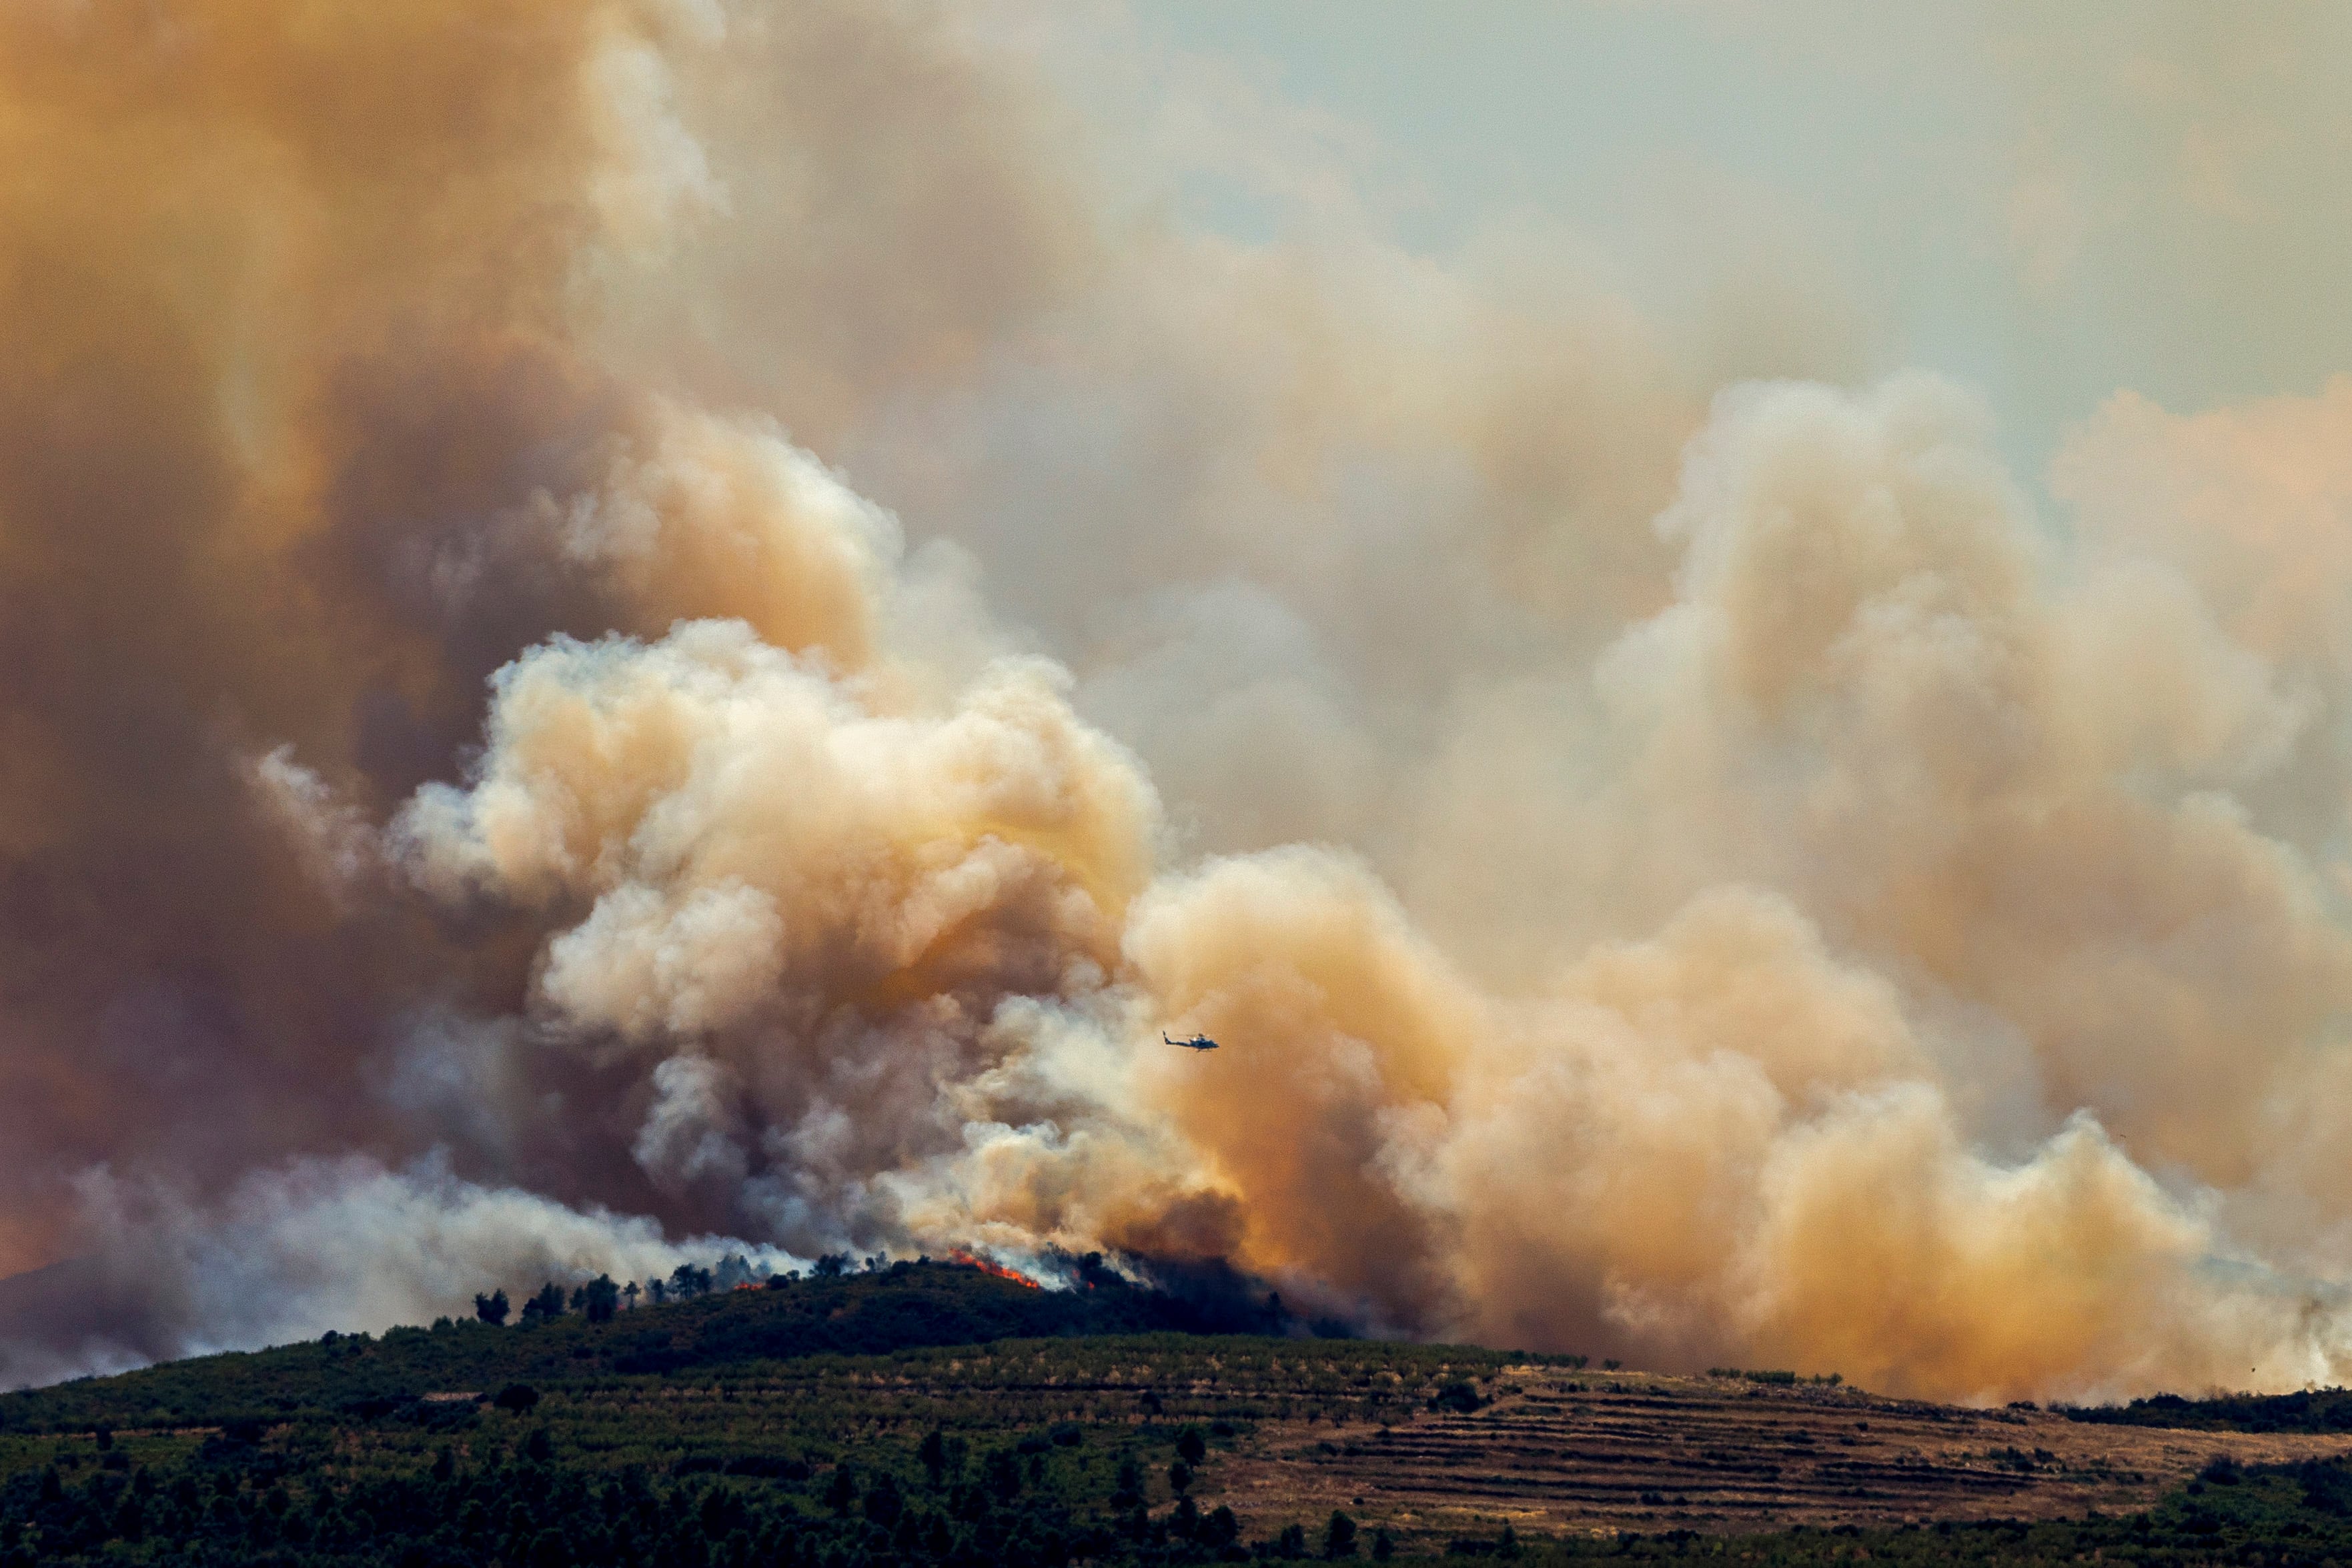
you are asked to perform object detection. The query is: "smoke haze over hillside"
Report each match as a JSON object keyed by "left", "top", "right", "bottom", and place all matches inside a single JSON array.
[{"left": 8, "top": 0, "right": 2352, "bottom": 1404}]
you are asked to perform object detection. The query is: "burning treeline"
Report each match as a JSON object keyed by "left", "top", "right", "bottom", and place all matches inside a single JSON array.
[{"left": 6, "top": 0, "right": 2352, "bottom": 1406}]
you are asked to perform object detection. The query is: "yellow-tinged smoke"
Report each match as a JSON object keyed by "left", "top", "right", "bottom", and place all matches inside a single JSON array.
[{"left": 4, "top": 0, "right": 2352, "bottom": 1405}]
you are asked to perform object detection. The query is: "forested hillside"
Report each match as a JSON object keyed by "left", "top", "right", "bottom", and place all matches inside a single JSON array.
[
  {"left": 0, "top": 1258, "right": 1277, "bottom": 1436},
  {"left": 0, "top": 1261, "right": 1513, "bottom": 1565}
]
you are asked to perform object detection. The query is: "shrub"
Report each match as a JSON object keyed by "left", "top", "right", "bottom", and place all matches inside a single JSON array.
[{"left": 1429, "top": 1381, "right": 1484, "bottom": 1415}]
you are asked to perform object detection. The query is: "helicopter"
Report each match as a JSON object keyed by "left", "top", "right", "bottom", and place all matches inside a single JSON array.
[{"left": 1164, "top": 1031, "right": 1220, "bottom": 1052}]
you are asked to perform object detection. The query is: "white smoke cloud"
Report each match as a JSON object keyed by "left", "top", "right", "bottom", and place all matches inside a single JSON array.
[
  {"left": 17, "top": 0, "right": 2352, "bottom": 1411},
  {"left": 634, "top": 1054, "right": 751, "bottom": 1189},
  {"left": 544, "top": 882, "right": 786, "bottom": 1043},
  {"left": 0, "top": 1156, "right": 800, "bottom": 1383},
  {"left": 200, "top": 375, "right": 2352, "bottom": 1405}
]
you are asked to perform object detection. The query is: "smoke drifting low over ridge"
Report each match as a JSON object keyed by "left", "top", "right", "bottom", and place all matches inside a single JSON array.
[{"left": 7, "top": 0, "right": 2352, "bottom": 1404}]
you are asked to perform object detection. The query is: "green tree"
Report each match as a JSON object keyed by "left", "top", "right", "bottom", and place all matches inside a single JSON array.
[
  {"left": 862, "top": 1471, "right": 903, "bottom": 1528},
  {"left": 1324, "top": 1509, "right": 1358, "bottom": 1558},
  {"left": 919, "top": 1427, "right": 948, "bottom": 1487}
]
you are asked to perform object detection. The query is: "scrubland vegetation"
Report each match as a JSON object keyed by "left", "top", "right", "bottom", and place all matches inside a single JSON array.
[{"left": 2056, "top": 1387, "right": 2352, "bottom": 1435}]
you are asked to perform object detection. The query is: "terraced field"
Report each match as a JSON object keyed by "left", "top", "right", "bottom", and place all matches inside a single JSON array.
[{"left": 1205, "top": 1365, "right": 2352, "bottom": 1548}]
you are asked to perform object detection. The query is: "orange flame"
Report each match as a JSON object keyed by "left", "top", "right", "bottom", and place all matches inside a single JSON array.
[{"left": 947, "top": 1249, "right": 1043, "bottom": 1289}]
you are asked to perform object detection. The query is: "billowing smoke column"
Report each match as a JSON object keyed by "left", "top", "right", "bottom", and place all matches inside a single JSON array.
[{"left": 5, "top": 0, "right": 2352, "bottom": 1405}]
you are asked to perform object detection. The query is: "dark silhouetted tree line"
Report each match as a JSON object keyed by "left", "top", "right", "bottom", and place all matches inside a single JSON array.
[{"left": 0, "top": 1415, "right": 1271, "bottom": 1567}]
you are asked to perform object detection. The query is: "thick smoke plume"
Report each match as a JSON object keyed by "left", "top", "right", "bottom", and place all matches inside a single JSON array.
[{"left": 5, "top": 1, "right": 2352, "bottom": 1405}]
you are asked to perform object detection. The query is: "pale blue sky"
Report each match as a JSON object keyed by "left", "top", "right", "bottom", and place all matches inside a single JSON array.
[{"left": 1126, "top": 1, "right": 2352, "bottom": 482}]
